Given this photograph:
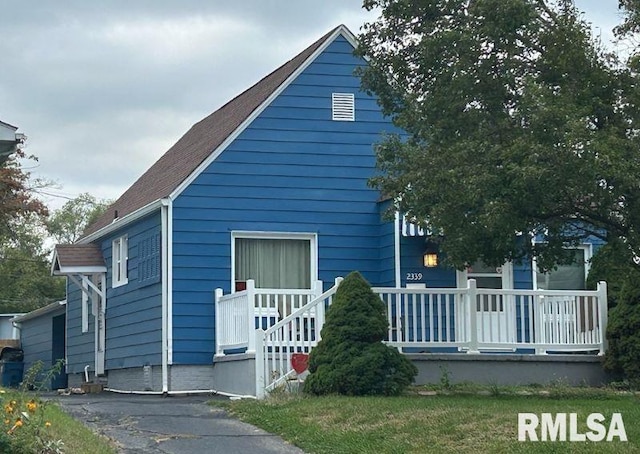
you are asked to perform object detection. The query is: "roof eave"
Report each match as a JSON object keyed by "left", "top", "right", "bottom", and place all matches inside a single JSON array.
[{"left": 79, "top": 198, "right": 168, "bottom": 244}]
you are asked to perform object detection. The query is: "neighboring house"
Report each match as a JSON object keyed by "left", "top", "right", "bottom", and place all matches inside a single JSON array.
[
  {"left": 0, "top": 314, "right": 23, "bottom": 342},
  {"left": 0, "top": 120, "right": 26, "bottom": 165},
  {"left": 12, "top": 301, "right": 67, "bottom": 390},
  {"left": 48, "top": 25, "right": 608, "bottom": 396}
]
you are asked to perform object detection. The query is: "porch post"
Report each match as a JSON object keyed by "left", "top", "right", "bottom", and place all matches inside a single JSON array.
[
  {"left": 255, "top": 328, "right": 265, "bottom": 399},
  {"left": 246, "top": 280, "right": 256, "bottom": 354},
  {"left": 214, "top": 288, "right": 224, "bottom": 357},
  {"left": 598, "top": 281, "right": 608, "bottom": 355},
  {"left": 466, "top": 279, "right": 480, "bottom": 354}
]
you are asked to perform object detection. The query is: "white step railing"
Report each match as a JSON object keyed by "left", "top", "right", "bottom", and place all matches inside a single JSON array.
[
  {"left": 255, "top": 278, "right": 343, "bottom": 398},
  {"left": 215, "top": 280, "right": 322, "bottom": 356}
]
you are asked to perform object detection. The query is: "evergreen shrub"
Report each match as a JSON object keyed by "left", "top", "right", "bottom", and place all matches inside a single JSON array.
[
  {"left": 604, "top": 270, "right": 640, "bottom": 386},
  {"left": 304, "top": 271, "right": 417, "bottom": 396}
]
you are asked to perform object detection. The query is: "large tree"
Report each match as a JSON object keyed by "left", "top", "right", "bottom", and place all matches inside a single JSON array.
[
  {"left": 357, "top": 0, "right": 637, "bottom": 270},
  {"left": 47, "top": 193, "right": 111, "bottom": 244},
  {"left": 0, "top": 150, "right": 65, "bottom": 312}
]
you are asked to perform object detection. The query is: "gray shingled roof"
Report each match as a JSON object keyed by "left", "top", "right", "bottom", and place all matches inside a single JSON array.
[
  {"left": 52, "top": 244, "right": 106, "bottom": 273},
  {"left": 82, "top": 26, "right": 341, "bottom": 238}
]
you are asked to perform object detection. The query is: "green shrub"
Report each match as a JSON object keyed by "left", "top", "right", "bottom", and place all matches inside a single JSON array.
[
  {"left": 604, "top": 270, "right": 640, "bottom": 387},
  {"left": 304, "top": 271, "right": 417, "bottom": 396},
  {"left": 586, "top": 238, "right": 635, "bottom": 308}
]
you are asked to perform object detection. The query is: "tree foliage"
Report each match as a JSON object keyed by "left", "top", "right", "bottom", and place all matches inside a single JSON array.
[
  {"left": 0, "top": 146, "right": 65, "bottom": 313},
  {"left": 357, "top": 0, "right": 637, "bottom": 270},
  {"left": 0, "top": 150, "right": 48, "bottom": 242},
  {"left": 0, "top": 218, "right": 65, "bottom": 313},
  {"left": 304, "top": 271, "right": 417, "bottom": 396},
  {"left": 47, "top": 193, "right": 111, "bottom": 244}
]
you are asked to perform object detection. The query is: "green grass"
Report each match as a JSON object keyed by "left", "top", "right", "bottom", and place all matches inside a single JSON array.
[
  {"left": 219, "top": 387, "right": 640, "bottom": 453},
  {"left": 42, "top": 402, "right": 117, "bottom": 454}
]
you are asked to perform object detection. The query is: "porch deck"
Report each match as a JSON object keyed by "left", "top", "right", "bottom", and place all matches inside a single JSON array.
[{"left": 214, "top": 279, "right": 608, "bottom": 398}]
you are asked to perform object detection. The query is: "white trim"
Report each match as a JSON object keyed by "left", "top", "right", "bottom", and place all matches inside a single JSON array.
[
  {"left": 52, "top": 265, "right": 106, "bottom": 276},
  {"left": 160, "top": 201, "right": 169, "bottom": 392},
  {"left": 79, "top": 199, "right": 164, "bottom": 244},
  {"left": 169, "top": 25, "right": 356, "bottom": 201},
  {"left": 394, "top": 211, "right": 401, "bottom": 287},
  {"left": 532, "top": 243, "right": 592, "bottom": 290},
  {"left": 111, "top": 235, "right": 129, "bottom": 288},
  {"left": 167, "top": 200, "right": 174, "bottom": 365},
  {"left": 457, "top": 261, "right": 514, "bottom": 289},
  {"left": 230, "top": 231, "right": 318, "bottom": 291}
]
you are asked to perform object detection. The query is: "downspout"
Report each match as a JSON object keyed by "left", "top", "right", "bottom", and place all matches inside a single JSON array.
[{"left": 161, "top": 199, "right": 170, "bottom": 393}]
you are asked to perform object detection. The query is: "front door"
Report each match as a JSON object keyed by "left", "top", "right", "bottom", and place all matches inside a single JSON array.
[{"left": 457, "top": 261, "right": 514, "bottom": 344}]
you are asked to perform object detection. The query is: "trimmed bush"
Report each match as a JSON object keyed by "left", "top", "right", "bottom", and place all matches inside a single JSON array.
[
  {"left": 304, "top": 271, "right": 417, "bottom": 396},
  {"left": 604, "top": 269, "right": 640, "bottom": 386}
]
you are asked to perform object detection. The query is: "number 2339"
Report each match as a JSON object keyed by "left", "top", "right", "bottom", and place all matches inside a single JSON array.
[{"left": 406, "top": 272, "right": 423, "bottom": 281}]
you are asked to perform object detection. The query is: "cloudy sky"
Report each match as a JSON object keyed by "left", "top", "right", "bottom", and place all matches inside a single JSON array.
[{"left": 0, "top": 0, "right": 625, "bottom": 210}]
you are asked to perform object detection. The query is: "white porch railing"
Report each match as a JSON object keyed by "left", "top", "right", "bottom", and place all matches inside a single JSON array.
[
  {"left": 375, "top": 280, "right": 608, "bottom": 355},
  {"left": 214, "top": 280, "right": 323, "bottom": 356},
  {"left": 215, "top": 278, "right": 608, "bottom": 398}
]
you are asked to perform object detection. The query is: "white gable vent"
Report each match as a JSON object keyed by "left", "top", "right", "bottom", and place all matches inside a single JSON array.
[{"left": 332, "top": 93, "right": 355, "bottom": 121}]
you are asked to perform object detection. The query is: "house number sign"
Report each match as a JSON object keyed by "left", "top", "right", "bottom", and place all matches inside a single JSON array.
[{"left": 406, "top": 272, "right": 423, "bottom": 281}]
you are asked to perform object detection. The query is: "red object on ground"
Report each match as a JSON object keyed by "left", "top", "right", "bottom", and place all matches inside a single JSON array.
[{"left": 291, "top": 353, "right": 309, "bottom": 374}]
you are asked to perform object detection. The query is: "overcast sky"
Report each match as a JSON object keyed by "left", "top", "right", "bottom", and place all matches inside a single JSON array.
[{"left": 0, "top": 0, "right": 624, "bottom": 210}]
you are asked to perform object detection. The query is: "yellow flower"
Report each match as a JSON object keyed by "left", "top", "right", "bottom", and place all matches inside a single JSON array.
[
  {"left": 26, "top": 400, "right": 37, "bottom": 413},
  {"left": 14, "top": 419, "right": 22, "bottom": 428},
  {"left": 3, "top": 419, "right": 8, "bottom": 425},
  {"left": 45, "top": 421, "right": 51, "bottom": 427},
  {"left": 0, "top": 389, "right": 5, "bottom": 394},
  {"left": 4, "top": 404, "right": 13, "bottom": 414}
]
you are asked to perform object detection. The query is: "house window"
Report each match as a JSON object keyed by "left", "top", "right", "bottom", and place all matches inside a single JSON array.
[
  {"left": 112, "top": 235, "right": 128, "bottom": 287},
  {"left": 534, "top": 246, "right": 590, "bottom": 290},
  {"left": 332, "top": 93, "right": 355, "bottom": 121},
  {"left": 233, "top": 233, "right": 315, "bottom": 289}
]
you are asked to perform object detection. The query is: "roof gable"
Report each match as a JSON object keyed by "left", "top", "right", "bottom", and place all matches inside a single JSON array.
[
  {"left": 52, "top": 244, "right": 107, "bottom": 275},
  {"left": 83, "top": 25, "right": 356, "bottom": 239}
]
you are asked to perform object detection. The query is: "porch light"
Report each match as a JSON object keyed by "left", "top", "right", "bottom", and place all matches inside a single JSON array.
[{"left": 423, "top": 245, "right": 438, "bottom": 268}]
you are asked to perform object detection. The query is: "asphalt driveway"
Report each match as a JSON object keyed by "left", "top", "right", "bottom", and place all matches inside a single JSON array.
[{"left": 53, "top": 392, "right": 304, "bottom": 454}]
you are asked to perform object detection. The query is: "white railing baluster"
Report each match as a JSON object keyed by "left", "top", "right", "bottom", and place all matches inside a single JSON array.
[{"left": 213, "top": 277, "right": 611, "bottom": 398}]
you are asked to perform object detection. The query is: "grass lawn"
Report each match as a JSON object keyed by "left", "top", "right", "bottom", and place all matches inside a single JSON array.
[
  {"left": 43, "top": 402, "right": 116, "bottom": 454},
  {"left": 0, "top": 388, "right": 116, "bottom": 454},
  {"left": 221, "top": 386, "right": 640, "bottom": 453}
]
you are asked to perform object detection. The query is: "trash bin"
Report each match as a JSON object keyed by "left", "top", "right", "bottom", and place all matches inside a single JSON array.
[
  {"left": 0, "top": 362, "right": 24, "bottom": 388},
  {"left": 0, "top": 347, "right": 24, "bottom": 388}
]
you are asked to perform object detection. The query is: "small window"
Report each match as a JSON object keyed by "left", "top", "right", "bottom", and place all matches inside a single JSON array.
[
  {"left": 112, "top": 235, "right": 128, "bottom": 287},
  {"left": 332, "top": 93, "right": 355, "bottom": 121}
]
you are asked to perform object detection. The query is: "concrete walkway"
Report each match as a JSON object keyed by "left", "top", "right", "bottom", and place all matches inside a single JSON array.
[{"left": 53, "top": 392, "right": 305, "bottom": 454}]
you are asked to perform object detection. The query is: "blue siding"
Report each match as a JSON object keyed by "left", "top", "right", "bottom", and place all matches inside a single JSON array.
[
  {"left": 19, "top": 306, "right": 66, "bottom": 387},
  {"left": 66, "top": 212, "right": 163, "bottom": 373},
  {"left": 171, "top": 35, "right": 399, "bottom": 364},
  {"left": 102, "top": 212, "right": 163, "bottom": 369},
  {"left": 66, "top": 282, "right": 94, "bottom": 374}
]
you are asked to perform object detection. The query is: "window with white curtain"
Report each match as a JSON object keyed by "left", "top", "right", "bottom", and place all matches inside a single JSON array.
[
  {"left": 235, "top": 237, "right": 311, "bottom": 289},
  {"left": 535, "top": 248, "right": 588, "bottom": 290}
]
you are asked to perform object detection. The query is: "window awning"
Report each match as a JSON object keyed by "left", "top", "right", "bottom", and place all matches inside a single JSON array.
[
  {"left": 51, "top": 244, "right": 107, "bottom": 276},
  {"left": 401, "top": 215, "right": 433, "bottom": 237}
]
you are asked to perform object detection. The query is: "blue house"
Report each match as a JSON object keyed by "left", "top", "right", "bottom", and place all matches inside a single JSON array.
[{"left": 50, "top": 25, "right": 608, "bottom": 396}]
